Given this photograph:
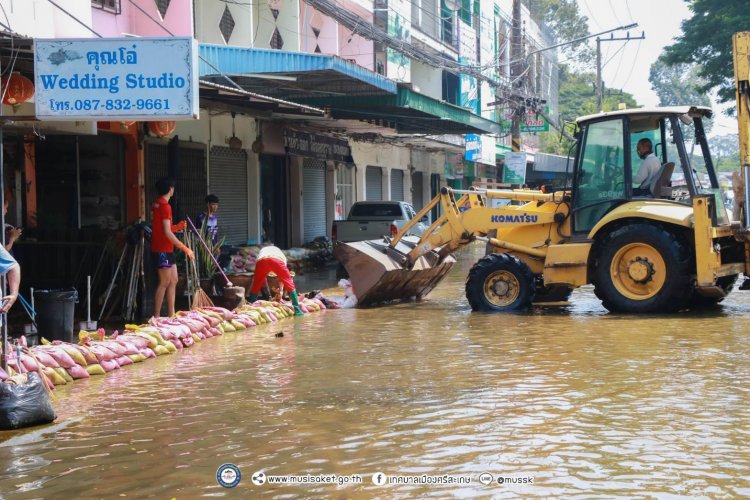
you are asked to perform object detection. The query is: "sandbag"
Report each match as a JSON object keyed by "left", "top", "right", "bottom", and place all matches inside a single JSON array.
[{"left": 0, "top": 372, "right": 57, "bottom": 430}]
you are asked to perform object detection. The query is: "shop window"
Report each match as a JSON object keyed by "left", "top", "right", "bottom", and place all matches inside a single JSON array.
[
  {"left": 442, "top": 71, "right": 460, "bottom": 105},
  {"left": 91, "top": 0, "right": 121, "bottom": 14}
]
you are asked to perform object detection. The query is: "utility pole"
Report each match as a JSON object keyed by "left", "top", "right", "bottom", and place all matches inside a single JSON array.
[
  {"left": 595, "top": 31, "right": 646, "bottom": 112},
  {"left": 510, "top": 0, "right": 522, "bottom": 152}
]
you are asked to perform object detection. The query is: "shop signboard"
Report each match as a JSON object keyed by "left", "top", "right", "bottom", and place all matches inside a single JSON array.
[
  {"left": 34, "top": 37, "right": 199, "bottom": 121},
  {"left": 465, "top": 133, "right": 481, "bottom": 161},
  {"left": 283, "top": 130, "right": 352, "bottom": 163},
  {"left": 503, "top": 152, "right": 527, "bottom": 184},
  {"left": 499, "top": 107, "right": 550, "bottom": 133}
]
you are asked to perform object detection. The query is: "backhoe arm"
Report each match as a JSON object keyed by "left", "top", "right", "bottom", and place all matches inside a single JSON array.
[
  {"left": 393, "top": 188, "right": 562, "bottom": 266},
  {"left": 734, "top": 32, "right": 750, "bottom": 227}
]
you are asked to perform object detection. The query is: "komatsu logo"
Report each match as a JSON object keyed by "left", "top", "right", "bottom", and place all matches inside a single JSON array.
[{"left": 491, "top": 213, "right": 538, "bottom": 223}]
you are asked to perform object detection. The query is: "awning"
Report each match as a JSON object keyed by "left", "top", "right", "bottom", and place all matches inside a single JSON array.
[
  {"left": 299, "top": 87, "right": 502, "bottom": 135},
  {"left": 199, "top": 45, "right": 396, "bottom": 100}
]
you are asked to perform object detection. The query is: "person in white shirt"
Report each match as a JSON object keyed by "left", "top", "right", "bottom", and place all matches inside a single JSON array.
[{"left": 633, "top": 138, "right": 662, "bottom": 196}]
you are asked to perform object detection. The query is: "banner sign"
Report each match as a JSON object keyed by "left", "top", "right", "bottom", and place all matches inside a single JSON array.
[
  {"left": 34, "top": 37, "right": 199, "bottom": 121},
  {"left": 500, "top": 106, "right": 550, "bottom": 133},
  {"left": 284, "top": 129, "right": 352, "bottom": 163},
  {"left": 503, "top": 152, "right": 527, "bottom": 184},
  {"left": 465, "top": 134, "right": 481, "bottom": 161}
]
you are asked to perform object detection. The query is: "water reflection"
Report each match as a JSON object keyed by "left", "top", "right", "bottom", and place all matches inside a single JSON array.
[{"left": 2, "top": 244, "right": 750, "bottom": 497}]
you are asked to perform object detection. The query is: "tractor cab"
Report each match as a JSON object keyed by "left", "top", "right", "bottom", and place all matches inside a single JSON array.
[{"left": 571, "top": 106, "right": 728, "bottom": 234}]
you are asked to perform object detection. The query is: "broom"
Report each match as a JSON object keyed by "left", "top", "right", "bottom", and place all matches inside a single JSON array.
[
  {"left": 184, "top": 229, "right": 214, "bottom": 309},
  {"left": 186, "top": 216, "right": 246, "bottom": 305}
]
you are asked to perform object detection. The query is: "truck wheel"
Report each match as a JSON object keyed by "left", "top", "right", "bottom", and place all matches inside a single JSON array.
[
  {"left": 534, "top": 284, "right": 573, "bottom": 303},
  {"left": 465, "top": 253, "right": 535, "bottom": 312},
  {"left": 690, "top": 274, "right": 737, "bottom": 307},
  {"left": 593, "top": 223, "right": 692, "bottom": 313}
]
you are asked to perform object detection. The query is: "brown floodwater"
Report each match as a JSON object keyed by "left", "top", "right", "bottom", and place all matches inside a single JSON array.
[{"left": 2, "top": 243, "right": 750, "bottom": 498}]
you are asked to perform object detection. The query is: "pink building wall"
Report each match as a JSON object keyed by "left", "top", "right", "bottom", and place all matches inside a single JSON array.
[
  {"left": 92, "top": 0, "right": 193, "bottom": 38},
  {"left": 299, "top": 0, "right": 374, "bottom": 71}
]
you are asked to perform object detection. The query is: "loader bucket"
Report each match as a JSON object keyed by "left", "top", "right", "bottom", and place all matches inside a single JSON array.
[{"left": 334, "top": 236, "right": 456, "bottom": 306}]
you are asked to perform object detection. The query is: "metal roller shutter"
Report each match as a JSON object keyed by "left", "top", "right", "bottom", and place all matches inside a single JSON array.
[
  {"left": 412, "top": 171, "right": 423, "bottom": 209},
  {"left": 145, "top": 142, "right": 206, "bottom": 223},
  {"left": 209, "top": 146, "right": 248, "bottom": 245},
  {"left": 390, "top": 169, "right": 404, "bottom": 201},
  {"left": 303, "top": 159, "right": 327, "bottom": 244},
  {"left": 366, "top": 166, "right": 382, "bottom": 200}
]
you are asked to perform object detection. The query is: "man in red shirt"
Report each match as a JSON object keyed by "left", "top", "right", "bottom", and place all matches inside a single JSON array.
[{"left": 151, "top": 177, "right": 194, "bottom": 317}]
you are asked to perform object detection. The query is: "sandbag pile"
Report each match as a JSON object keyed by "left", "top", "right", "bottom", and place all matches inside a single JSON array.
[{"left": 0, "top": 298, "right": 327, "bottom": 389}]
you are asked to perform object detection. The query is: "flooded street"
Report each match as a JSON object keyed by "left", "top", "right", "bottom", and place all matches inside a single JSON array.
[{"left": 2, "top": 243, "right": 750, "bottom": 497}]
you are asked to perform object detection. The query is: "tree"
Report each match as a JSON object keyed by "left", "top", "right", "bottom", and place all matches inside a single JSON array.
[
  {"left": 522, "top": 0, "right": 593, "bottom": 64},
  {"left": 539, "top": 65, "right": 639, "bottom": 155},
  {"left": 662, "top": 0, "right": 746, "bottom": 106},
  {"left": 648, "top": 58, "right": 711, "bottom": 108}
]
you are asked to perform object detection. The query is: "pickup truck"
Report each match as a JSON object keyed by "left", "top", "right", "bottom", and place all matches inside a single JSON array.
[{"left": 332, "top": 201, "right": 428, "bottom": 243}]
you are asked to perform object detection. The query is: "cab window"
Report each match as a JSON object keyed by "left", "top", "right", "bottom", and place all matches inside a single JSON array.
[{"left": 573, "top": 119, "right": 626, "bottom": 233}]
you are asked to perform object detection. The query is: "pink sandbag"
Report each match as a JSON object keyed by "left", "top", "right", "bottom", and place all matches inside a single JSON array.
[
  {"left": 171, "top": 338, "right": 184, "bottom": 349},
  {"left": 116, "top": 355, "right": 133, "bottom": 366},
  {"left": 202, "top": 306, "right": 234, "bottom": 321},
  {"left": 113, "top": 339, "right": 140, "bottom": 356},
  {"left": 196, "top": 312, "right": 220, "bottom": 328},
  {"left": 120, "top": 335, "right": 149, "bottom": 350},
  {"left": 194, "top": 330, "right": 206, "bottom": 340},
  {"left": 312, "top": 298, "right": 327, "bottom": 310},
  {"left": 88, "top": 344, "right": 117, "bottom": 362},
  {"left": 208, "top": 327, "right": 223, "bottom": 337},
  {"left": 21, "top": 353, "right": 42, "bottom": 373},
  {"left": 99, "top": 359, "right": 119, "bottom": 372},
  {"left": 200, "top": 328, "right": 213, "bottom": 338},
  {"left": 181, "top": 335, "right": 194, "bottom": 348},
  {"left": 30, "top": 349, "right": 59, "bottom": 369},
  {"left": 0, "top": 366, "right": 7, "bottom": 380},
  {"left": 299, "top": 303, "right": 310, "bottom": 314},
  {"left": 47, "top": 347, "right": 77, "bottom": 369},
  {"left": 140, "top": 348, "right": 156, "bottom": 359},
  {"left": 234, "top": 316, "right": 255, "bottom": 328},
  {"left": 72, "top": 345, "right": 99, "bottom": 365},
  {"left": 67, "top": 364, "right": 90, "bottom": 379},
  {"left": 102, "top": 341, "right": 127, "bottom": 357}
]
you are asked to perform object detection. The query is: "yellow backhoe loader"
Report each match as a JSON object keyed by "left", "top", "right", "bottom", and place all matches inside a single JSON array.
[{"left": 335, "top": 32, "right": 750, "bottom": 314}]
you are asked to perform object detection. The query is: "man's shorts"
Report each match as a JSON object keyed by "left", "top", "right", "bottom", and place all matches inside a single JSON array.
[{"left": 152, "top": 251, "right": 176, "bottom": 269}]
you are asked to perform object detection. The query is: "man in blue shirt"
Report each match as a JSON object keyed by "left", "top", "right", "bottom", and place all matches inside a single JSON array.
[
  {"left": 197, "top": 194, "right": 220, "bottom": 245},
  {"left": 0, "top": 245, "right": 19, "bottom": 313}
]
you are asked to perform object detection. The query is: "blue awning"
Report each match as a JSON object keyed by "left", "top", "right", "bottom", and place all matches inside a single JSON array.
[{"left": 199, "top": 45, "right": 396, "bottom": 100}]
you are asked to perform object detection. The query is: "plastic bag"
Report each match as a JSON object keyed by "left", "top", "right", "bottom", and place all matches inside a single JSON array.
[{"left": 0, "top": 372, "right": 57, "bottom": 430}]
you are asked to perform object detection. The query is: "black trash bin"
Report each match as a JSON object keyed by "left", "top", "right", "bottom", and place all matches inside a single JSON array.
[{"left": 34, "top": 289, "right": 78, "bottom": 343}]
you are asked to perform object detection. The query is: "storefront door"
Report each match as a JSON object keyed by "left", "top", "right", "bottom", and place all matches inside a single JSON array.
[
  {"left": 366, "top": 166, "right": 383, "bottom": 200},
  {"left": 302, "top": 159, "right": 327, "bottom": 243},
  {"left": 209, "top": 146, "right": 248, "bottom": 245},
  {"left": 390, "top": 169, "right": 404, "bottom": 201},
  {"left": 260, "top": 154, "right": 290, "bottom": 248}
]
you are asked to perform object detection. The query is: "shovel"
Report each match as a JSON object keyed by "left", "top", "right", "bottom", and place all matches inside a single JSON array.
[{"left": 79, "top": 276, "right": 97, "bottom": 331}]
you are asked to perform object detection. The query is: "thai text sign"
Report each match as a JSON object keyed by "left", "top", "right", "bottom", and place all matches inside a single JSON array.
[
  {"left": 284, "top": 129, "right": 352, "bottom": 163},
  {"left": 34, "top": 37, "right": 199, "bottom": 120},
  {"left": 503, "top": 152, "right": 527, "bottom": 184},
  {"left": 500, "top": 107, "right": 550, "bottom": 133}
]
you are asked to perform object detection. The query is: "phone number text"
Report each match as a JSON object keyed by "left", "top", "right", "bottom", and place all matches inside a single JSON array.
[{"left": 47, "top": 98, "right": 171, "bottom": 112}]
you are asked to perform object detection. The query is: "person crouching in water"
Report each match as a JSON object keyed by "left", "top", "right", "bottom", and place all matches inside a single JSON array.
[
  {"left": 151, "top": 177, "right": 194, "bottom": 317},
  {"left": 248, "top": 245, "right": 304, "bottom": 316}
]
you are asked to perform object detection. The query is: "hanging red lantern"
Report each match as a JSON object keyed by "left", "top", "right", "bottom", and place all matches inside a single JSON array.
[
  {"left": 1, "top": 72, "right": 34, "bottom": 105},
  {"left": 148, "top": 120, "right": 176, "bottom": 137}
]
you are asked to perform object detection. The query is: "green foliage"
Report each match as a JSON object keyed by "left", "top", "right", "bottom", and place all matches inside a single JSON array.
[
  {"left": 662, "top": 0, "right": 746, "bottom": 105},
  {"left": 648, "top": 58, "right": 711, "bottom": 108},
  {"left": 539, "top": 65, "right": 639, "bottom": 155},
  {"left": 195, "top": 223, "right": 225, "bottom": 280},
  {"left": 522, "top": 0, "right": 593, "bottom": 62}
]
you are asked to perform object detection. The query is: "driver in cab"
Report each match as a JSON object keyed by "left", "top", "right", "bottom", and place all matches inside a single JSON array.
[{"left": 633, "top": 138, "right": 661, "bottom": 196}]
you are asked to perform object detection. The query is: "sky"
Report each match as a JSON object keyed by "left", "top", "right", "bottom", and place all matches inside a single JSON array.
[{"left": 575, "top": 0, "right": 736, "bottom": 137}]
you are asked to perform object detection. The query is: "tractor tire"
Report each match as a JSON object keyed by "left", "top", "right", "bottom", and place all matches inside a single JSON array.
[
  {"left": 592, "top": 223, "right": 693, "bottom": 313},
  {"left": 690, "top": 274, "right": 738, "bottom": 308},
  {"left": 465, "top": 253, "right": 535, "bottom": 312},
  {"left": 534, "top": 283, "right": 573, "bottom": 303}
]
